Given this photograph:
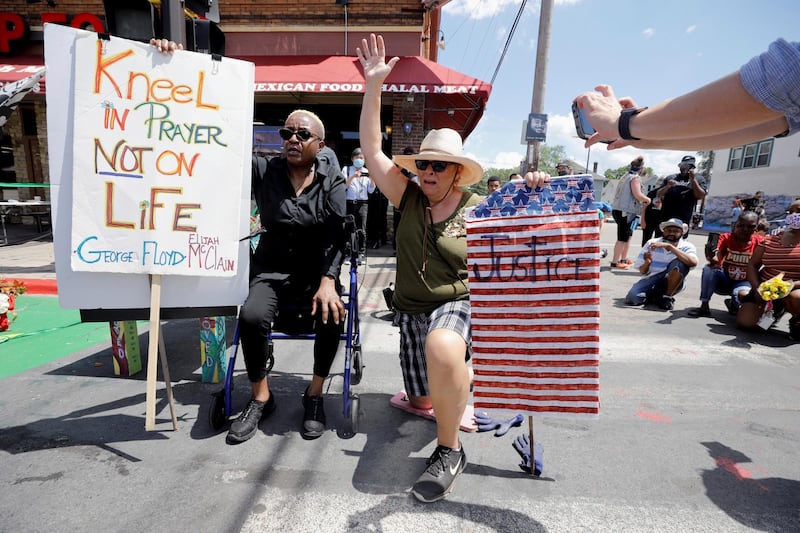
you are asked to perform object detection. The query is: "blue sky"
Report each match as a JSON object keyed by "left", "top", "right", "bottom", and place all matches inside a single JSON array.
[{"left": 437, "top": 0, "right": 800, "bottom": 177}]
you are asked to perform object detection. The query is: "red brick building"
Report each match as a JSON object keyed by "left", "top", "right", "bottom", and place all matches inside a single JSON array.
[{"left": 0, "top": 0, "right": 491, "bottom": 197}]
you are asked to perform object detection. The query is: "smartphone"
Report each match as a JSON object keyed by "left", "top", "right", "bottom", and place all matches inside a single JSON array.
[
  {"left": 704, "top": 232, "right": 720, "bottom": 260},
  {"left": 572, "top": 102, "right": 613, "bottom": 144}
]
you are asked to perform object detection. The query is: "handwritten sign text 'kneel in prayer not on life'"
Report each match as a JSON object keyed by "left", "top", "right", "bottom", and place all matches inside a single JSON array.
[
  {"left": 70, "top": 30, "right": 254, "bottom": 276},
  {"left": 467, "top": 177, "right": 600, "bottom": 418}
]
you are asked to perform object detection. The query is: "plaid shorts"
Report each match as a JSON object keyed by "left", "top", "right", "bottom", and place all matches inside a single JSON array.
[{"left": 396, "top": 299, "right": 472, "bottom": 397}]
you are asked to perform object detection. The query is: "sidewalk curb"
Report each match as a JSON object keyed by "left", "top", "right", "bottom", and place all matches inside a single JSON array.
[{"left": 20, "top": 278, "right": 58, "bottom": 295}]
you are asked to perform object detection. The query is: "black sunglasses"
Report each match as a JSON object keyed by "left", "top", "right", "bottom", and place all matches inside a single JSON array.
[
  {"left": 415, "top": 160, "right": 452, "bottom": 172},
  {"left": 278, "top": 128, "right": 317, "bottom": 142}
]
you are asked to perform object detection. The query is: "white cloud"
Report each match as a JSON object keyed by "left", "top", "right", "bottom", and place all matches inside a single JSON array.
[
  {"left": 686, "top": 25, "right": 697, "bottom": 33},
  {"left": 642, "top": 28, "right": 655, "bottom": 38},
  {"left": 442, "top": 0, "right": 520, "bottom": 19},
  {"left": 443, "top": 0, "right": 583, "bottom": 20}
]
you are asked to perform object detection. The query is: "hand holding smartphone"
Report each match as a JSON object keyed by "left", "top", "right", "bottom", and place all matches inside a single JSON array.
[{"left": 572, "top": 102, "right": 613, "bottom": 144}]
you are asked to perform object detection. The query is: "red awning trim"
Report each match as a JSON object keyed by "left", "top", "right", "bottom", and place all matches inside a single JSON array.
[
  {"left": 0, "top": 57, "right": 47, "bottom": 93},
  {"left": 0, "top": 54, "right": 492, "bottom": 136},
  {"left": 240, "top": 54, "right": 491, "bottom": 137},
  {"left": 243, "top": 55, "right": 491, "bottom": 98}
]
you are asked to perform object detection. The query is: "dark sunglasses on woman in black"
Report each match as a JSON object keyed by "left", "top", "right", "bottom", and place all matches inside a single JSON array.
[{"left": 279, "top": 128, "right": 317, "bottom": 142}]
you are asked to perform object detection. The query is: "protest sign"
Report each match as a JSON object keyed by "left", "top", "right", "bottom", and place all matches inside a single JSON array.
[
  {"left": 45, "top": 24, "right": 255, "bottom": 430},
  {"left": 46, "top": 23, "right": 253, "bottom": 310},
  {"left": 68, "top": 32, "right": 249, "bottom": 276},
  {"left": 467, "top": 176, "right": 600, "bottom": 418}
]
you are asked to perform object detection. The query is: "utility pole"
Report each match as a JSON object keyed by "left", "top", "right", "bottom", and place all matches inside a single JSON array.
[{"left": 525, "top": 0, "right": 553, "bottom": 172}]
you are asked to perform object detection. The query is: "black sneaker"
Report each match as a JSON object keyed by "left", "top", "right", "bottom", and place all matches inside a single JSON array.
[
  {"left": 302, "top": 390, "right": 326, "bottom": 439},
  {"left": 772, "top": 298, "right": 787, "bottom": 322},
  {"left": 660, "top": 296, "right": 675, "bottom": 311},
  {"left": 724, "top": 298, "right": 739, "bottom": 315},
  {"left": 411, "top": 444, "right": 467, "bottom": 503},
  {"left": 226, "top": 395, "right": 276, "bottom": 444},
  {"left": 688, "top": 306, "right": 710, "bottom": 317},
  {"left": 789, "top": 319, "right": 800, "bottom": 342}
]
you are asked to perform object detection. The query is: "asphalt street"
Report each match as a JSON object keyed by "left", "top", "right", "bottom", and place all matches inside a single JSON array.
[{"left": 0, "top": 222, "right": 798, "bottom": 532}]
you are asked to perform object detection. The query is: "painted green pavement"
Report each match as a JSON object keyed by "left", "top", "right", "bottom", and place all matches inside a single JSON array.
[{"left": 0, "top": 295, "right": 113, "bottom": 379}]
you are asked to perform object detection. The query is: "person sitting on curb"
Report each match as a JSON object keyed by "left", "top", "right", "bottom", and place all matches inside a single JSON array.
[
  {"left": 625, "top": 218, "right": 698, "bottom": 310},
  {"left": 688, "top": 211, "right": 762, "bottom": 317},
  {"left": 737, "top": 200, "right": 800, "bottom": 341}
]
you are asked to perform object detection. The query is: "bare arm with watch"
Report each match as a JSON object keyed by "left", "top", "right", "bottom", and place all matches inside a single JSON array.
[
  {"left": 575, "top": 79, "right": 787, "bottom": 150},
  {"left": 572, "top": 39, "right": 799, "bottom": 150}
]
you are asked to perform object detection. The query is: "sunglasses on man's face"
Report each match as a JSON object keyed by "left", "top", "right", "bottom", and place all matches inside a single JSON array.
[
  {"left": 278, "top": 128, "right": 317, "bottom": 142},
  {"left": 415, "top": 160, "right": 452, "bottom": 172}
]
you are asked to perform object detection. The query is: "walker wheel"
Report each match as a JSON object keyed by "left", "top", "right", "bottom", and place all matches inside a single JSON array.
[
  {"left": 265, "top": 343, "right": 275, "bottom": 374},
  {"left": 337, "top": 393, "right": 360, "bottom": 439},
  {"left": 349, "top": 393, "right": 360, "bottom": 435},
  {"left": 351, "top": 346, "right": 363, "bottom": 386},
  {"left": 208, "top": 391, "right": 226, "bottom": 431}
]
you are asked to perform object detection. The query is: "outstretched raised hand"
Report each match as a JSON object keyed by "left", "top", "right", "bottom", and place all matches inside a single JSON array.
[{"left": 356, "top": 34, "right": 400, "bottom": 86}]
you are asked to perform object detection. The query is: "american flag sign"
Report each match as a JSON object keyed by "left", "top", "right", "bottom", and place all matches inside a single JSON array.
[{"left": 467, "top": 176, "right": 600, "bottom": 418}]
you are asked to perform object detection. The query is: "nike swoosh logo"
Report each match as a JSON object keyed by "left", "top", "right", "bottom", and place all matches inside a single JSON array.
[{"left": 448, "top": 457, "right": 462, "bottom": 476}]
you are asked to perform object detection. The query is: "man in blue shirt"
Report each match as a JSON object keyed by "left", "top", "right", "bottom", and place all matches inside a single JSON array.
[
  {"left": 344, "top": 147, "right": 375, "bottom": 257},
  {"left": 625, "top": 218, "right": 699, "bottom": 310}
]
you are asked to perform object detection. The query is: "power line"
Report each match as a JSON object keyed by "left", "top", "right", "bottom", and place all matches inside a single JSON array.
[{"left": 489, "top": 0, "right": 527, "bottom": 86}]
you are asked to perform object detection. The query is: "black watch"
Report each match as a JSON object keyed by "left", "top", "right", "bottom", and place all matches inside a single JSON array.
[{"left": 618, "top": 107, "right": 648, "bottom": 141}]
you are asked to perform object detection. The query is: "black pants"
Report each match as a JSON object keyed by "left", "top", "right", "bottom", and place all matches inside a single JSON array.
[
  {"left": 238, "top": 274, "right": 341, "bottom": 383},
  {"left": 611, "top": 209, "right": 634, "bottom": 242},
  {"left": 347, "top": 200, "right": 368, "bottom": 253},
  {"left": 641, "top": 208, "right": 662, "bottom": 245},
  {"left": 367, "top": 191, "right": 388, "bottom": 246}
]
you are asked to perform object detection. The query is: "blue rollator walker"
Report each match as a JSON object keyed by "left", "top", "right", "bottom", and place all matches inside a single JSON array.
[{"left": 208, "top": 216, "right": 364, "bottom": 438}]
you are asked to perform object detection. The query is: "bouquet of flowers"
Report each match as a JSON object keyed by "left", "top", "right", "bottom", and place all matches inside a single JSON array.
[
  {"left": 0, "top": 279, "right": 26, "bottom": 332},
  {"left": 757, "top": 273, "right": 793, "bottom": 301}
]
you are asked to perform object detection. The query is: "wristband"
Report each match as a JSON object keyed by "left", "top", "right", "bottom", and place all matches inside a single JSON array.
[{"left": 618, "top": 107, "right": 648, "bottom": 141}]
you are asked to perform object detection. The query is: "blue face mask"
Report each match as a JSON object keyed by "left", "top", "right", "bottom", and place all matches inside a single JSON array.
[{"left": 353, "top": 158, "right": 365, "bottom": 169}]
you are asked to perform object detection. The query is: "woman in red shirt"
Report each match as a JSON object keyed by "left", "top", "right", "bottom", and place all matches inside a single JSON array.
[{"left": 737, "top": 200, "right": 800, "bottom": 340}]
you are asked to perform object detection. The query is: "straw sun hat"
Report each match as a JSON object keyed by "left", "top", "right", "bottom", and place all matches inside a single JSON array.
[{"left": 392, "top": 128, "right": 484, "bottom": 186}]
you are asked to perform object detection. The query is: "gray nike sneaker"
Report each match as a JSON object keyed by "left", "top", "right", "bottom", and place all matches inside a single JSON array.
[{"left": 411, "top": 444, "right": 467, "bottom": 503}]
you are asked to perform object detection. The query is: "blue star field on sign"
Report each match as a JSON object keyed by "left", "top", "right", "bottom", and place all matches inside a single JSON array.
[{"left": 470, "top": 175, "right": 596, "bottom": 220}]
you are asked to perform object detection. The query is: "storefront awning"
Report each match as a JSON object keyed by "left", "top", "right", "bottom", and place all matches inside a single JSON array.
[
  {"left": 0, "top": 54, "right": 492, "bottom": 137},
  {"left": 0, "top": 57, "right": 47, "bottom": 93},
  {"left": 237, "top": 55, "right": 492, "bottom": 138}
]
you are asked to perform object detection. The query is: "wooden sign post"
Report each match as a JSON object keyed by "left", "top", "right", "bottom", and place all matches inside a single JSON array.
[{"left": 44, "top": 24, "right": 254, "bottom": 432}]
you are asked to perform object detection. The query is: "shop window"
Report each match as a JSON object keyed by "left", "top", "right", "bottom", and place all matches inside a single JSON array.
[
  {"left": 728, "top": 147, "right": 742, "bottom": 170},
  {"left": 727, "top": 139, "right": 773, "bottom": 170},
  {"left": 21, "top": 105, "right": 38, "bottom": 136}
]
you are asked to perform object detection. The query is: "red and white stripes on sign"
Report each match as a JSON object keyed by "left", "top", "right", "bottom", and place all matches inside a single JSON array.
[{"left": 467, "top": 211, "right": 600, "bottom": 418}]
